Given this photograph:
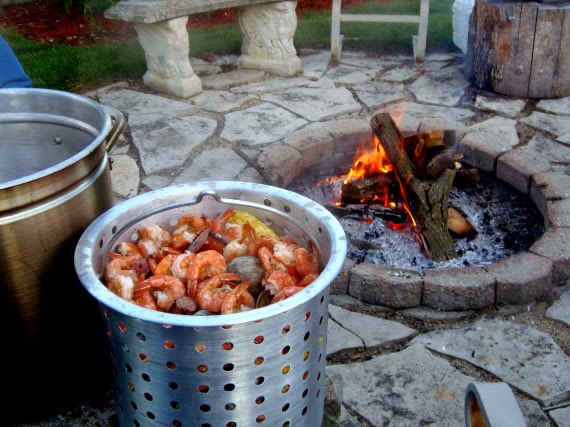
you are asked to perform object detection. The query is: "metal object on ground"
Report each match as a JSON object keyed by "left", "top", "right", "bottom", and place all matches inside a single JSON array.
[
  {"left": 75, "top": 182, "right": 347, "bottom": 426},
  {"left": 0, "top": 88, "right": 126, "bottom": 422}
]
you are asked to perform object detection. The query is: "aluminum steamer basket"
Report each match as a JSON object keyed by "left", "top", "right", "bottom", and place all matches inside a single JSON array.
[{"left": 74, "top": 181, "right": 347, "bottom": 426}]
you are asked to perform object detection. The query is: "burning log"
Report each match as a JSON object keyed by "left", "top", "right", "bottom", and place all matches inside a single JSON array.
[
  {"left": 370, "top": 113, "right": 457, "bottom": 261},
  {"left": 339, "top": 174, "right": 397, "bottom": 205}
]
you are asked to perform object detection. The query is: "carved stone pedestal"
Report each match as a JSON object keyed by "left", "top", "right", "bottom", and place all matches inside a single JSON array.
[
  {"left": 135, "top": 17, "right": 202, "bottom": 98},
  {"left": 237, "top": 1, "right": 302, "bottom": 76}
]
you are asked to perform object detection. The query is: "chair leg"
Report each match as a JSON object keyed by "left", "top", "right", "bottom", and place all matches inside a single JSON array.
[
  {"left": 416, "top": 0, "right": 430, "bottom": 64},
  {"left": 331, "top": 0, "right": 342, "bottom": 61}
]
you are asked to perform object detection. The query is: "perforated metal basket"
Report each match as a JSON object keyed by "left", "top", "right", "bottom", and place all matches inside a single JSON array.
[{"left": 74, "top": 181, "right": 347, "bottom": 426}]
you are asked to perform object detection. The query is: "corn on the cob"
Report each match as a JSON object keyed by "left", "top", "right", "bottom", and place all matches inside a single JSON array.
[{"left": 227, "top": 210, "right": 280, "bottom": 240}]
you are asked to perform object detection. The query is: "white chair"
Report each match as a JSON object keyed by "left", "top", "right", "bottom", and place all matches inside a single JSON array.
[{"left": 331, "top": 0, "right": 430, "bottom": 65}]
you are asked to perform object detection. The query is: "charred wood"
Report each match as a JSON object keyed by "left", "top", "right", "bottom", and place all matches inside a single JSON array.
[
  {"left": 426, "top": 152, "right": 457, "bottom": 179},
  {"left": 453, "top": 167, "right": 479, "bottom": 189},
  {"left": 370, "top": 113, "right": 457, "bottom": 261},
  {"left": 340, "top": 174, "right": 398, "bottom": 205},
  {"left": 325, "top": 203, "right": 408, "bottom": 224}
]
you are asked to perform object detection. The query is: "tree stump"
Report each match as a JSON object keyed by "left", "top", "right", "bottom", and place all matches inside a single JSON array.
[{"left": 464, "top": 0, "right": 570, "bottom": 98}]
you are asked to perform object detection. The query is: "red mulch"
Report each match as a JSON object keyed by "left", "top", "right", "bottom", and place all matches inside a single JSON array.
[{"left": 0, "top": 0, "right": 366, "bottom": 46}]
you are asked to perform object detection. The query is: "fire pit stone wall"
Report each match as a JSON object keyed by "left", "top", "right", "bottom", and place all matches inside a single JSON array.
[{"left": 258, "top": 115, "right": 570, "bottom": 312}]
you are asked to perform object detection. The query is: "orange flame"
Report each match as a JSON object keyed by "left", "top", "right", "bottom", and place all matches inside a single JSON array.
[
  {"left": 341, "top": 130, "right": 418, "bottom": 228},
  {"left": 344, "top": 135, "right": 393, "bottom": 183}
]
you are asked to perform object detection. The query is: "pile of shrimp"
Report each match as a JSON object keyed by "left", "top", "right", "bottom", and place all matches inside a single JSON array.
[{"left": 103, "top": 209, "right": 321, "bottom": 315}]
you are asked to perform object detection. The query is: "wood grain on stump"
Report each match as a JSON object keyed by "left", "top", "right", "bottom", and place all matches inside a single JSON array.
[{"left": 464, "top": 0, "right": 570, "bottom": 98}]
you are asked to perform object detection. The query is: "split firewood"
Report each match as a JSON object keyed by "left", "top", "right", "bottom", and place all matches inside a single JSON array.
[
  {"left": 325, "top": 203, "right": 408, "bottom": 224},
  {"left": 426, "top": 152, "right": 457, "bottom": 179},
  {"left": 370, "top": 113, "right": 457, "bottom": 261},
  {"left": 340, "top": 174, "right": 397, "bottom": 204},
  {"left": 447, "top": 207, "right": 478, "bottom": 240},
  {"left": 402, "top": 129, "right": 457, "bottom": 180}
]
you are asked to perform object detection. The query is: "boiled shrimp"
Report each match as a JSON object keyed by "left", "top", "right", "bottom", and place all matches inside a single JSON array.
[
  {"left": 132, "top": 288, "right": 159, "bottom": 311},
  {"left": 171, "top": 215, "right": 207, "bottom": 250},
  {"left": 194, "top": 272, "right": 241, "bottom": 302},
  {"left": 272, "top": 241, "right": 299, "bottom": 269},
  {"left": 297, "top": 273, "right": 318, "bottom": 288},
  {"left": 271, "top": 286, "right": 304, "bottom": 303},
  {"left": 243, "top": 223, "right": 277, "bottom": 257},
  {"left": 294, "top": 241, "right": 320, "bottom": 278},
  {"left": 258, "top": 246, "right": 288, "bottom": 275},
  {"left": 196, "top": 274, "right": 239, "bottom": 313},
  {"left": 154, "top": 253, "right": 177, "bottom": 276},
  {"left": 115, "top": 241, "right": 143, "bottom": 257},
  {"left": 133, "top": 274, "right": 186, "bottom": 312},
  {"left": 208, "top": 209, "right": 235, "bottom": 235},
  {"left": 221, "top": 282, "right": 255, "bottom": 314},
  {"left": 223, "top": 239, "right": 249, "bottom": 263},
  {"left": 137, "top": 224, "right": 171, "bottom": 258},
  {"left": 171, "top": 252, "right": 196, "bottom": 282},
  {"left": 263, "top": 270, "right": 298, "bottom": 296},
  {"left": 258, "top": 245, "right": 300, "bottom": 286},
  {"left": 105, "top": 254, "right": 149, "bottom": 301},
  {"left": 187, "top": 250, "right": 227, "bottom": 298}
]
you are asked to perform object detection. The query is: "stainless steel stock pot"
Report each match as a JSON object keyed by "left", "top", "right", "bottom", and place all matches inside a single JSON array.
[{"left": 0, "top": 88, "right": 126, "bottom": 421}]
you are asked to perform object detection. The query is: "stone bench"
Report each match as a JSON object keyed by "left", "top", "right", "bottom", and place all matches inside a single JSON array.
[{"left": 105, "top": 0, "right": 302, "bottom": 98}]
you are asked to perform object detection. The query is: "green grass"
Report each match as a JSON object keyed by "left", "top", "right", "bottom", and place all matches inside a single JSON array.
[{"left": 2, "top": 0, "right": 455, "bottom": 92}]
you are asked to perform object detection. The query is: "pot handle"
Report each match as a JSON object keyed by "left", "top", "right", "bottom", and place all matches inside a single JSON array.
[{"left": 102, "top": 105, "right": 127, "bottom": 152}]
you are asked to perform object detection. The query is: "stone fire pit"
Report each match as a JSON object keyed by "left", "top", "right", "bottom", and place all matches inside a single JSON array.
[{"left": 261, "top": 115, "right": 570, "bottom": 312}]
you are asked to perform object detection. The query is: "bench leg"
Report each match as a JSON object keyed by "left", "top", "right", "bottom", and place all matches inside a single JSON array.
[
  {"left": 237, "top": 1, "right": 302, "bottom": 76},
  {"left": 135, "top": 17, "right": 202, "bottom": 98},
  {"left": 415, "top": 0, "right": 430, "bottom": 65},
  {"left": 331, "top": 0, "right": 342, "bottom": 62}
]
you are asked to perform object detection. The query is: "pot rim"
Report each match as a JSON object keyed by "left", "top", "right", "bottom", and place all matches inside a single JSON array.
[
  {"left": 74, "top": 181, "right": 348, "bottom": 327},
  {"left": 0, "top": 88, "right": 113, "bottom": 192}
]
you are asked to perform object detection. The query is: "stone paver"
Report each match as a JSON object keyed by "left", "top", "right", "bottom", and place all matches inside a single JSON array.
[
  {"left": 98, "top": 88, "right": 198, "bottom": 115},
  {"left": 191, "top": 90, "right": 258, "bottom": 113},
  {"left": 322, "top": 63, "right": 378, "bottom": 84},
  {"left": 408, "top": 66, "right": 471, "bottom": 106},
  {"left": 546, "top": 289, "right": 570, "bottom": 326},
  {"left": 520, "top": 111, "right": 570, "bottom": 138},
  {"left": 327, "top": 344, "right": 477, "bottom": 426},
  {"left": 200, "top": 68, "right": 267, "bottom": 90},
  {"left": 23, "top": 49, "right": 570, "bottom": 427},
  {"left": 374, "top": 101, "right": 476, "bottom": 134},
  {"left": 171, "top": 148, "right": 249, "bottom": 184},
  {"left": 351, "top": 81, "right": 406, "bottom": 109},
  {"left": 412, "top": 318, "right": 570, "bottom": 407},
  {"left": 261, "top": 87, "right": 362, "bottom": 121},
  {"left": 221, "top": 103, "right": 307, "bottom": 144},
  {"left": 474, "top": 93, "right": 527, "bottom": 118},
  {"left": 328, "top": 304, "right": 417, "bottom": 355},
  {"left": 536, "top": 96, "right": 570, "bottom": 116},
  {"left": 128, "top": 113, "right": 217, "bottom": 174},
  {"left": 108, "top": 154, "right": 140, "bottom": 199}
]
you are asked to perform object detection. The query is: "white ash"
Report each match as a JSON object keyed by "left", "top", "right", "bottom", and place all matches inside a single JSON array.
[{"left": 289, "top": 171, "right": 544, "bottom": 274}]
